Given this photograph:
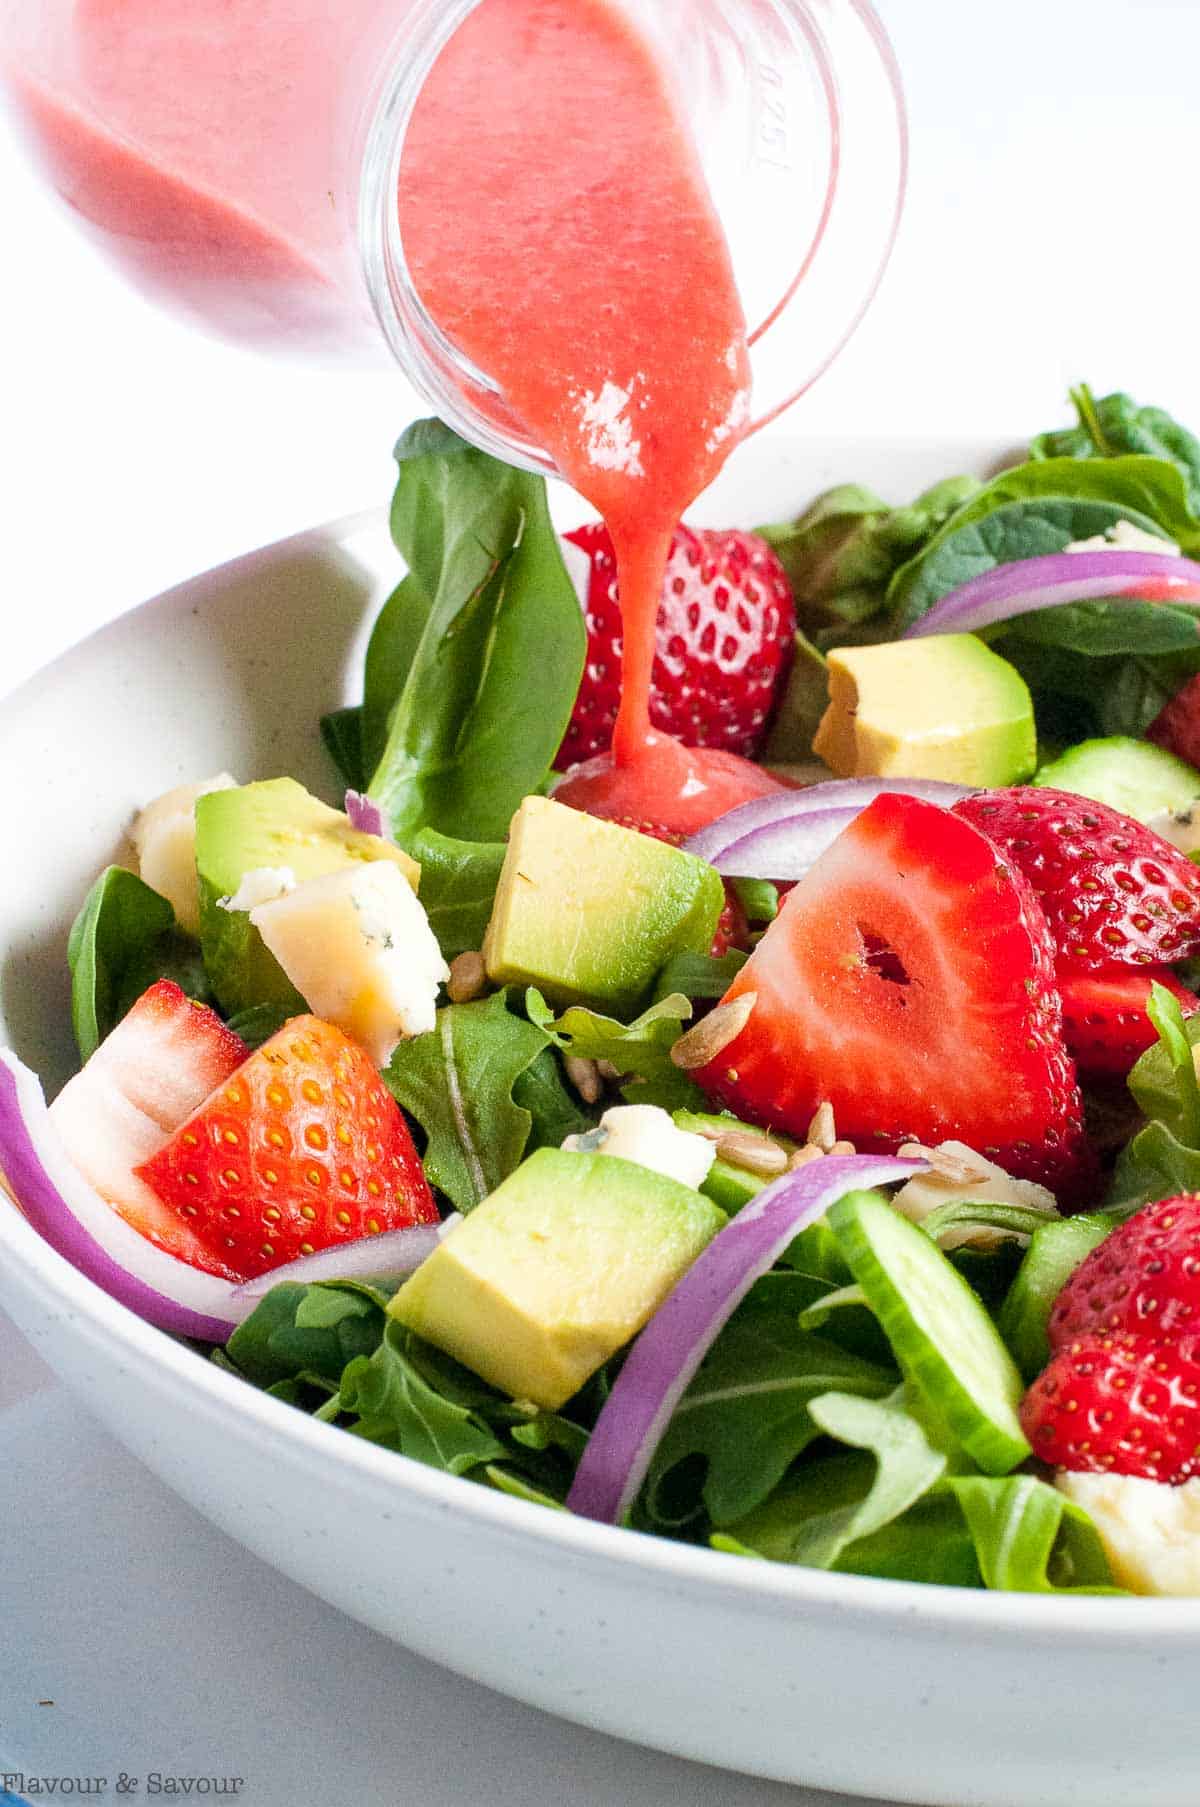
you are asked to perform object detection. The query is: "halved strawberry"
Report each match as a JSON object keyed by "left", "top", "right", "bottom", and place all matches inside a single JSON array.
[
  {"left": 1057, "top": 963, "right": 1199, "bottom": 1078},
  {"left": 955, "top": 787, "right": 1200, "bottom": 970},
  {"left": 136, "top": 1015, "right": 436, "bottom": 1281},
  {"left": 693, "top": 793, "right": 1092, "bottom": 1199},
  {"left": 49, "top": 979, "right": 249, "bottom": 1267}
]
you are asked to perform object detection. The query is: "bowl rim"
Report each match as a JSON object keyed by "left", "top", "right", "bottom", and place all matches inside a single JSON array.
[{"left": 5, "top": 504, "right": 1200, "bottom": 1643}]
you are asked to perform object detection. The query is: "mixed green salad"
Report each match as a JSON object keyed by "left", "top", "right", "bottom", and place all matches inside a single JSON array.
[{"left": 14, "top": 388, "right": 1200, "bottom": 1599}]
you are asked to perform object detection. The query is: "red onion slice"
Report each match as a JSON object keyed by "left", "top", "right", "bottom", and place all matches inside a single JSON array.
[
  {"left": 566, "top": 1153, "right": 925, "bottom": 1525},
  {"left": 0, "top": 1050, "right": 446, "bottom": 1341},
  {"left": 231, "top": 1218, "right": 456, "bottom": 1300},
  {"left": 683, "top": 780, "right": 972, "bottom": 879},
  {"left": 902, "top": 550, "right": 1200, "bottom": 642},
  {"left": 345, "top": 791, "right": 388, "bottom": 838},
  {"left": 0, "top": 1050, "right": 247, "bottom": 1341}
]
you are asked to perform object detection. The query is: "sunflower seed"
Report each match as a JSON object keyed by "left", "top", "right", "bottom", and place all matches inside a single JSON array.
[
  {"left": 714, "top": 1132, "right": 789, "bottom": 1177},
  {"left": 670, "top": 993, "right": 758, "bottom": 1070}
]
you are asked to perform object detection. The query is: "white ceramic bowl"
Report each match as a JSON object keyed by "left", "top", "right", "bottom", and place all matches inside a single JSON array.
[{"left": 2, "top": 439, "right": 1197, "bottom": 1807}]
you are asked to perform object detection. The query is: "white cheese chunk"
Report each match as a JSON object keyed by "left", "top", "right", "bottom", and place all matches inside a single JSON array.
[
  {"left": 892, "top": 1141, "right": 1057, "bottom": 1249},
  {"left": 1057, "top": 1471, "right": 1200, "bottom": 1596},
  {"left": 218, "top": 866, "right": 297, "bottom": 913},
  {"left": 130, "top": 773, "right": 238, "bottom": 935},
  {"left": 1146, "top": 804, "right": 1200, "bottom": 857},
  {"left": 563, "top": 1104, "right": 715, "bottom": 1191},
  {"left": 250, "top": 861, "right": 449, "bottom": 1067},
  {"left": 1065, "top": 519, "right": 1181, "bottom": 558}
]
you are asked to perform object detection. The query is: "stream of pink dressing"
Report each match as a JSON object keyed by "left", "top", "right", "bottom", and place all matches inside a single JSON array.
[{"left": 397, "top": 0, "right": 789, "bottom": 834}]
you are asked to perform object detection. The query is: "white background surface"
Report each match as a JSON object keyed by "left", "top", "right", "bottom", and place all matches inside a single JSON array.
[{"left": 2, "top": 2, "right": 1199, "bottom": 1801}]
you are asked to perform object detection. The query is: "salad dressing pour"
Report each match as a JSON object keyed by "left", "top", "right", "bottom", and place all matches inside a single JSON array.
[{"left": 397, "top": 0, "right": 789, "bottom": 833}]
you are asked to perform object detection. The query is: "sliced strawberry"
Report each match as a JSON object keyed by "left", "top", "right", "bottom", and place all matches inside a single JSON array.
[
  {"left": 955, "top": 786, "right": 1200, "bottom": 970},
  {"left": 694, "top": 793, "right": 1092, "bottom": 1199},
  {"left": 554, "top": 731, "right": 789, "bottom": 843},
  {"left": 1021, "top": 1330, "right": 1200, "bottom": 1483},
  {"left": 136, "top": 1015, "right": 436, "bottom": 1282},
  {"left": 1056, "top": 963, "right": 1198, "bottom": 1078},
  {"left": 1048, "top": 1195, "right": 1200, "bottom": 1349},
  {"left": 48, "top": 979, "right": 249, "bottom": 1268},
  {"left": 1148, "top": 672, "right": 1200, "bottom": 770},
  {"left": 558, "top": 522, "right": 795, "bottom": 767}
]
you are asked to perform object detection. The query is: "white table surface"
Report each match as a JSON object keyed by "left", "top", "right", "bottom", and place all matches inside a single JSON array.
[{"left": 3, "top": 1, "right": 1199, "bottom": 1800}]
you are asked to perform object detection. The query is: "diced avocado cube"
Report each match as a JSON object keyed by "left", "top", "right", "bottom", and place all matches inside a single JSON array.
[
  {"left": 195, "top": 777, "right": 420, "bottom": 1016},
  {"left": 482, "top": 797, "right": 723, "bottom": 1012},
  {"left": 390, "top": 1146, "right": 725, "bottom": 1409},
  {"left": 813, "top": 634, "right": 1036, "bottom": 788}
]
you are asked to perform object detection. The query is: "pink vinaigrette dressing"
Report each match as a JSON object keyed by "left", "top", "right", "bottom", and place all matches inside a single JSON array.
[{"left": 397, "top": 0, "right": 788, "bottom": 833}]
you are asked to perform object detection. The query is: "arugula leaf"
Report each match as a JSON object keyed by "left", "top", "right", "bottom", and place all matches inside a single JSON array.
[
  {"left": 832, "top": 1491, "right": 982, "bottom": 1586},
  {"left": 758, "top": 475, "right": 981, "bottom": 633},
  {"left": 511, "top": 1047, "right": 596, "bottom": 1151},
  {"left": 67, "top": 866, "right": 211, "bottom": 1061},
  {"left": 526, "top": 988, "right": 693, "bottom": 1083},
  {"left": 365, "top": 422, "right": 587, "bottom": 841},
  {"left": 319, "top": 705, "right": 366, "bottom": 793},
  {"left": 652, "top": 949, "right": 747, "bottom": 1005},
  {"left": 339, "top": 1321, "right": 505, "bottom": 1475},
  {"left": 1032, "top": 387, "right": 1200, "bottom": 518},
  {"left": 644, "top": 1275, "right": 893, "bottom": 1528},
  {"left": 224, "top": 1279, "right": 397, "bottom": 1391},
  {"left": 384, "top": 990, "right": 551, "bottom": 1211},
  {"left": 947, "top": 1475, "right": 1120, "bottom": 1593},
  {"left": 405, "top": 829, "right": 505, "bottom": 963},
  {"left": 918, "top": 1200, "right": 1061, "bottom": 1247},
  {"left": 715, "top": 1387, "right": 947, "bottom": 1568},
  {"left": 1127, "top": 982, "right": 1200, "bottom": 1147}
]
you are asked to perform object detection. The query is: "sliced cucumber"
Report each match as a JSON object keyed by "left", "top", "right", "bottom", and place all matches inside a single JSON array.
[
  {"left": 1034, "top": 735, "right": 1200, "bottom": 825},
  {"left": 674, "top": 1109, "right": 795, "bottom": 1214},
  {"left": 828, "top": 1190, "right": 1029, "bottom": 1475},
  {"left": 998, "top": 1214, "right": 1115, "bottom": 1382}
]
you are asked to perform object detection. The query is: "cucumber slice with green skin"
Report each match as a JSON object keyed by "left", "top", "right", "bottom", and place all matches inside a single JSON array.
[
  {"left": 674, "top": 1110, "right": 796, "bottom": 1214},
  {"left": 1034, "top": 736, "right": 1200, "bottom": 825},
  {"left": 828, "top": 1190, "right": 1030, "bottom": 1475},
  {"left": 998, "top": 1214, "right": 1115, "bottom": 1382}
]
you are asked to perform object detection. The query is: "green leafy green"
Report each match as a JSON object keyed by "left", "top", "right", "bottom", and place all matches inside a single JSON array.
[
  {"left": 731, "top": 878, "right": 779, "bottom": 925},
  {"left": 918, "top": 1200, "right": 1060, "bottom": 1247},
  {"left": 511, "top": 1047, "right": 596, "bottom": 1151},
  {"left": 1128, "top": 982, "right": 1200, "bottom": 1146},
  {"left": 67, "top": 866, "right": 211, "bottom": 1061},
  {"left": 758, "top": 475, "right": 981, "bottom": 632},
  {"left": 1108, "top": 1118, "right": 1200, "bottom": 1215},
  {"left": 319, "top": 705, "right": 366, "bottom": 793},
  {"left": 645, "top": 1276, "right": 893, "bottom": 1528},
  {"left": 384, "top": 990, "right": 552, "bottom": 1211},
  {"left": 364, "top": 422, "right": 586, "bottom": 841},
  {"left": 715, "top": 1387, "right": 947, "bottom": 1569},
  {"left": 339, "top": 1321, "right": 506, "bottom": 1475},
  {"left": 406, "top": 829, "right": 505, "bottom": 963},
  {"left": 651, "top": 949, "right": 747, "bottom": 1005},
  {"left": 223, "top": 1280, "right": 399, "bottom": 1392},
  {"left": 947, "top": 1475, "right": 1120, "bottom": 1593},
  {"left": 526, "top": 989, "right": 693, "bottom": 1084},
  {"left": 225, "top": 1002, "right": 292, "bottom": 1050},
  {"left": 1032, "top": 386, "right": 1200, "bottom": 518}
]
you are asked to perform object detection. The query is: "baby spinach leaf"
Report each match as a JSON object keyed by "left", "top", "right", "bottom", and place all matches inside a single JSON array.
[
  {"left": 758, "top": 475, "right": 980, "bottom": 632},
  {"left": 67, "top": 867, "right": 210, "bottom": 1061},
  {"left": 384, "top": 990, "right": 552, "bottom": 1211},
  {"left": 224, "top": 1002, "right": 293, "bottom": 1050},
  {"left": 405, "top": 829, "right": 505, "bottom": 963},
  {"left": 339, "top": 1321, "right": 506, "bottom": 1475},
  {"left": 714, "top": 1386, "right": 947, "bottom": 1569},
  {"left": 526, "top": 988, "right": 692, "bottom": 1084},
  {"left": 319, "top": 705, "right": 366, "bottom": 793},
  {"left": 645, "top": 1277, "right": 893, "bottom": 1528},
  {"left": 947, "top": 1475, "right": 1120, "bottom": 1593},
  {"left": 223, "top": 1279, "right": 397, "bottom": 1391},
  {"left": 1033, "top": 386, "right": 1200, "bottom": 517},
  {"left": 366, "top": 422, "right": 586, "bottom": 842}
]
